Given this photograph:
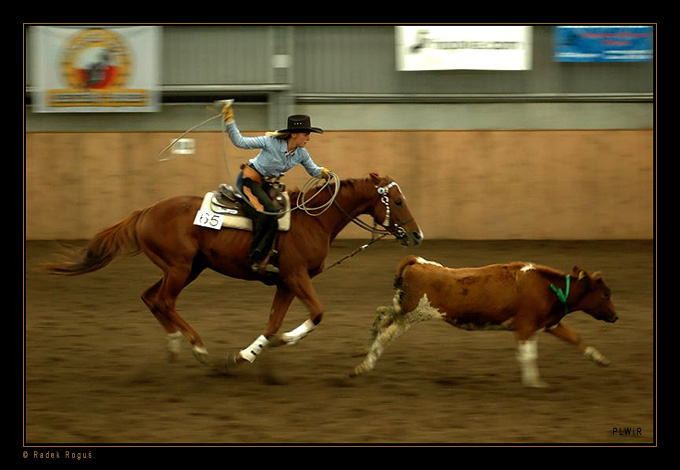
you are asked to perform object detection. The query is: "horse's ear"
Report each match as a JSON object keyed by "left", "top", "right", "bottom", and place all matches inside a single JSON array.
[{"left": 369, "top": 172, "right": 381, "bottom": 185}]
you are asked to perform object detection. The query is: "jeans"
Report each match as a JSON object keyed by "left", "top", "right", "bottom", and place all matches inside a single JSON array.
[{"left": 237, "top": 171, "right": 279, "bottom": 263}]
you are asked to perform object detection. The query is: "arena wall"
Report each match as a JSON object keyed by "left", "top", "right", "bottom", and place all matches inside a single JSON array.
[{"left": 25, "top": 129, "right": 653, "bottom": 240}]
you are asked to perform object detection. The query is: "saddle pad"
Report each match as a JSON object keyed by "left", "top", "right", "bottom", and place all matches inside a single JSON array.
[{"left": 197, "top": 192, "right": 291, "bottom": 232}]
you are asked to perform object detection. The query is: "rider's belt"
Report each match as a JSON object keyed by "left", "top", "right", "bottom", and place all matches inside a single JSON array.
[
  {"left": 242, "top": 163, "right": 263, "bottom": 184},
  {"left": 242, "top": 162, "right": 281, "bottom": 184}
]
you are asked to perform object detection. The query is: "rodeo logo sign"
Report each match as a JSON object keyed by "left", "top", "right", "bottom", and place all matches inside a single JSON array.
[
  {"left": 396, "top": 26, "right": 532, "bottom": 71},
  {"left": 32, "top": 26, "right": 160, "bottom": 113}
]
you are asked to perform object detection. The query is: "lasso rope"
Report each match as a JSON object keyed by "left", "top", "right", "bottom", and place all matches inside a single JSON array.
[
  {"left": 157, "top": 114, "right": 222, "bottom": 162},
  {"left": 295, "top": 172, "right": 341, "bottom": 217}
]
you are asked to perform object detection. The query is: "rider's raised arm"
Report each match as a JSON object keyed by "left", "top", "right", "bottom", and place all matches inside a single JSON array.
[
  {"left": 221, "top": 102, "right": 269, "bottom": 150},
  {"left": 224, "top": 120, "right": 270, "bottom": 150}
]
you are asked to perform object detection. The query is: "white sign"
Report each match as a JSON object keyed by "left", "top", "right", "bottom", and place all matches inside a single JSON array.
[
  {"left": 396, "top": 26, "right": 532, "bottom": 71},
  {"left": 31, "top": 26, "right": 161, "bottom": 112},
  {"left": 171, "top": 138, "right": 195, "bottom": 155},
  {"left": 193, "top": 210, "right": 225, "bottom": 230}
]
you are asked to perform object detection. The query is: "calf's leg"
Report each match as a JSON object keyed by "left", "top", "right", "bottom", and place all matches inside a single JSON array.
[
  {"left": 351, "top": 296, "right": 441, "bottom": 378},
  {"left": 516, "top": 338, "right": 548, "bottom": 388},
  {"left": 350, "top": 306, "right": 409, "bottom": 377},
  {"left": 545, "top": 323, "right": 610, "bottom": 366}
]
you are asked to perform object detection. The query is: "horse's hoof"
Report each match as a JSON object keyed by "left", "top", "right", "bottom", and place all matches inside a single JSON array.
[
  {"left": 192, "top": 346, "right": 210, "bottom": 365},
  {"left": 225, "top": 352, "right": 243, "bottom": 370}
]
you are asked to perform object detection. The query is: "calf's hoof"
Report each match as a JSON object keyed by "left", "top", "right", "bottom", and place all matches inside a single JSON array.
[
  {"left": 585, "top": 346, "right": 611, "bottom": 367},
  {"left": 523, "top": 379, "right": 549, "bottom": 388}
]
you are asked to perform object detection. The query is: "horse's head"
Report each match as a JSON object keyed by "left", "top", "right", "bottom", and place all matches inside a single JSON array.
[
  {"left": 571, "top": 266, "right": 618, "bottom": 323},
  {"left": 369, "top": 173, "right": 424, "bottom": 247}
]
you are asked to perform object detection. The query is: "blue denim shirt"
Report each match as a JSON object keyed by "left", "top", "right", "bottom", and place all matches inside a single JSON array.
[{"left": 226, "top": 121, "right": 323, "bottom": 178}]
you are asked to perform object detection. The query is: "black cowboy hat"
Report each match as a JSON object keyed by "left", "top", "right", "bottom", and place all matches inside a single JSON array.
[{"left": 277, "top": 114, "right": 324, "bottom": 134}]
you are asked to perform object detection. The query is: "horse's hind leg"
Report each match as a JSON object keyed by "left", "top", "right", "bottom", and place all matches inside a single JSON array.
[
  {"left": 141, "top": 280, "right": 182, "bottom": 360},
  {"left": 141, "top": 265, "right": 208, "bottom": 364}
]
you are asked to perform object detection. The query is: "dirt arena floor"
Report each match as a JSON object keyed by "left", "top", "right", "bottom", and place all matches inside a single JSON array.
[{"left": 24, "top": 238, "right": 655, "bottom": 446}]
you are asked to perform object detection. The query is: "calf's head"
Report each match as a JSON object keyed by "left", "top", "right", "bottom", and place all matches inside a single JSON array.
[{"left": 571, "top": 266, "right": 618, "bottom": 323}]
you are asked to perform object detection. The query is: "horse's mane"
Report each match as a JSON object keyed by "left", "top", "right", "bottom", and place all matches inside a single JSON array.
[{"left": 286, "top": 174, "right": 379, "bottom": 202}]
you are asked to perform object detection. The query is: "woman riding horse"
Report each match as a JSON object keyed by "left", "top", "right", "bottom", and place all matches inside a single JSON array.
[{"left": 221, "top": 103, "right": 331, "bottom": 275}]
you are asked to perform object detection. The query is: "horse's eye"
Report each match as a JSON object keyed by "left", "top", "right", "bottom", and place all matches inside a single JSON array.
[{"left": 395, "top": 199, "right": 403, "bottom": 206}]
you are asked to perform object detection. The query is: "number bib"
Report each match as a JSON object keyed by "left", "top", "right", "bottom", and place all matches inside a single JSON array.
[{"left": 193, "top": 210, "right": 225, "bottom": 230}]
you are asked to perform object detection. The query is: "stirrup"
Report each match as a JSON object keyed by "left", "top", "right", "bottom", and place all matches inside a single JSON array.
[{"left": 251, "top": 262, "right": 279, "bottom": 275}]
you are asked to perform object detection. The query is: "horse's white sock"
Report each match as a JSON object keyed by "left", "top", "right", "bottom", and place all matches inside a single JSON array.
[
  {"left": 167, "top": 331, "right": 183, "bottom": 355},
  {"left": 240, "top": 335, "right": 270, "bottom": 363},
  {"left": 282, "top": 319, "right": 316, "bottom": 345}
]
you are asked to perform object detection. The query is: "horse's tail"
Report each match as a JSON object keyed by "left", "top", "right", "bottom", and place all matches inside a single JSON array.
[{"left": 40, "top": 210, "right": 144, "bottom": 276}]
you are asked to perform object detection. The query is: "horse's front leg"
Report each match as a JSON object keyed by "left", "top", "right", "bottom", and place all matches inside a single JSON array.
[
  {"left": 230, "top": 285, "right": 295, "bottom": 365},
  {"left": 276, "top": 270, "right": 324, "bottom": 346}
]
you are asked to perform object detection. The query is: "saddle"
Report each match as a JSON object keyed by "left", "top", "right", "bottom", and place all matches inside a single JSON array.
[{"left": 199, "top": 183, "right": 292, "bottom": 232}]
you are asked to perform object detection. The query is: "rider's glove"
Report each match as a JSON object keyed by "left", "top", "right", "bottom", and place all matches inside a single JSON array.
[{"left": 221, "top": 103, "right": 234, "bottom": 123}]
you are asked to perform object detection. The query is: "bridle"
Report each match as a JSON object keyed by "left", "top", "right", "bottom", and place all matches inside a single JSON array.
[
  {"left": 321, "top": 180, "right": 414, "bottom": 272},
  {"left": 376, "top": 181, "right": 415, "bottom": 239},
  {"left": 333, "top": 180, "right": 414, "bottom": 240}
]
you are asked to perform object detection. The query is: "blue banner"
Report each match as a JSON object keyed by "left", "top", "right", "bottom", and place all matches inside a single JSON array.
[{"left": 554, "top": 26, "right": 653, "bottom": 62}]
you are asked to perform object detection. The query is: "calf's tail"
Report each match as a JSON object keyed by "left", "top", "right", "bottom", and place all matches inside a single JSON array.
[
  {"left": 393, "top": 255, "right": 420, "bottom": 290},
  {"left": 391, "top": 255, "right": 422, "bottom": 312},
  {"left": 40, "top": 210, "right": 143, "bottom": 276}
]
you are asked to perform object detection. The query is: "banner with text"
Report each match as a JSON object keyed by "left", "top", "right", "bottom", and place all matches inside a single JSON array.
[
  {"left": 32, "top": 26, "right": 161, "bottom": 112},
  {"left": 553, "top": 26, "right": 653, "bottom": 62},
  {"left": 396, "top": 26, "right": 532, "bottom": 71}
]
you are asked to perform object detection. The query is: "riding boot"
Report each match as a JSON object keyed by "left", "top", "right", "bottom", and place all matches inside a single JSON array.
[
  {"left": 255, "top": 249, "right": 279, "bottom": 275},
  {"left": 249, "top": 213, "right": 279, "bottom": 274},
  {"left": 241, "top": 176, "right": 280, "bottom": 275}
]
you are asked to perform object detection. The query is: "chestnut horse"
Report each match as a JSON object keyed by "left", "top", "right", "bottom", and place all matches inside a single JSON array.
[{"left": 42, "top": 173, "right": 423, "bottom": 368}]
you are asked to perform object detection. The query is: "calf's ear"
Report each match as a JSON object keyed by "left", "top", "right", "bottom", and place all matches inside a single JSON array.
[{"left": 571, "top": 265, "right": 589, "bottom": 281}]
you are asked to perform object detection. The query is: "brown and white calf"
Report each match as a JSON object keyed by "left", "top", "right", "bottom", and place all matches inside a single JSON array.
[{"left": 351, "top": 255, "right": 618, "bottom": 387}]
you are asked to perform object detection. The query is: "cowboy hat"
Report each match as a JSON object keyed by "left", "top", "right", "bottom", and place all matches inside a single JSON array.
[{"left": 277, "top": 114, "right": 324, "bottom": 134}]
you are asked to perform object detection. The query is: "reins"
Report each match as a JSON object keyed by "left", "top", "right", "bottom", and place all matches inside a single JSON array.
[
  {"left": 322, "top": 233, "right": 389, "bottom": 272},
  {"left": 318, "top": 181, "right": 412, "bottom": 273}
]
